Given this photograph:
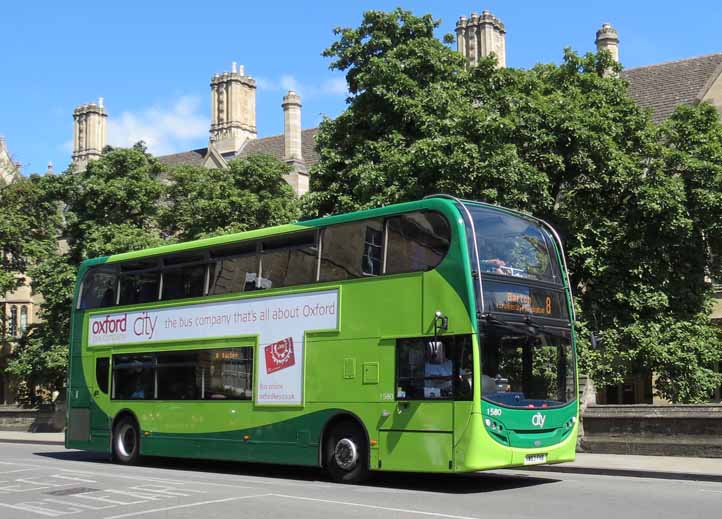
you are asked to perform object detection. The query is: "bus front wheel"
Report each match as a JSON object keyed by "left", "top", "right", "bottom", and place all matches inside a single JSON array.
[
  {"left": 112, "top": 416, "right": 141, "bottom": 465},
  {"left": 324, "top": 420, "right": 369, "bottom": 483}
]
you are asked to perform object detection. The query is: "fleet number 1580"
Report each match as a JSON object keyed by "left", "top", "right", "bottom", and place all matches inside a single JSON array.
[{"left": 487, "top": 407, "right": 502, "bottom": 417}]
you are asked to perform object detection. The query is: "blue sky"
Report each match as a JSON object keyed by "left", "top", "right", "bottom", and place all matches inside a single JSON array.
[{"left": 2, "top": 0, "right": 721, "bottom": 174}]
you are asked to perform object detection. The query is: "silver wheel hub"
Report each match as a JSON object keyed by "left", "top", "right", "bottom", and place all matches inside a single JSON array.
[
  {"left": 116, "top": 424, "right": 136, "bottom": 459},
  {"left": 334, "top": 438, "right": 358, "bottom": 470}
]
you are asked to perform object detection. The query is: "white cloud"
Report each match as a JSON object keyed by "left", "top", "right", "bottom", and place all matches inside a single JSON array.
[
  {"left": 256, "top": 74, "right": 348, "bottom": 99},
  {"left": 107, "top": 95, "right": 208, "bottom": 156}
]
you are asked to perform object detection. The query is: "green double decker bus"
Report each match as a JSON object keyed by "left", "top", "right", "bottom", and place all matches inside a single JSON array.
[{"left": 66, "top": 195, "right": 578, "bottom": 482}]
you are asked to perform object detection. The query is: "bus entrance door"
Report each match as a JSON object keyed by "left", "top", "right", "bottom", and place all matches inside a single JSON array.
[{"left": 378, "top": 401, "right": 454, "bottom": 472}]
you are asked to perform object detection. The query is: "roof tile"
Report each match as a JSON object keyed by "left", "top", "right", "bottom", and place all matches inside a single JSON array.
[{"left": 621, "top": 53, "right": 722, "bottom": 123}]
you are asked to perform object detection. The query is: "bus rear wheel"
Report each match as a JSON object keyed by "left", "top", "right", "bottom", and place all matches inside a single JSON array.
[
  {"left": 324, "top": 420, "right": 369, "bottom": 483},
  {"left": 113, "top": 416, "right": 141, "bottom": 465}
]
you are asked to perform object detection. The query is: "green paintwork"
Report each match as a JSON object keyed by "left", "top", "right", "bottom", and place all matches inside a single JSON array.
[
  {"left": 65, "top": 196, "right": 579, "bottom": 473},
  {"left": 481, "top": 400, "right": 578, "bottom": 449}
]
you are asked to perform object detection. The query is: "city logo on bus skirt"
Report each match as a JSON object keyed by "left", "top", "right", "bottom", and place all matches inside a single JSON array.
[{"left": 265, "top": 337, "right": 295, "bottom": 374}]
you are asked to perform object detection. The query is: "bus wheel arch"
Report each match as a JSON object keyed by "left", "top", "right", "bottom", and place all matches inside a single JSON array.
[
  {"left": 320, "top": 412, "right": 370, "bottom": 483},
  {"left": 111, "top": 410, "right": 141, "bottom": 465}
]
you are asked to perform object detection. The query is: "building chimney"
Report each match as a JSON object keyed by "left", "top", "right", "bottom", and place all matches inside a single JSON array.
[
  {"left": 595, "top": 23, "right": 619, "bottom": 63},
  {"left": 283, "top": 90, "right": 303, "bottom": 162},
  {"left": 209, "top": 63, "right": 257, "bottom": 154},
  {"left": 282, "top": 90, "right": 308, "bottom": 195},
  {"left": 71, "top": 98, "right": 107, "bottom": 171},
  {"left": 456, "top": 10, "right": 506, "bottom": 68}
]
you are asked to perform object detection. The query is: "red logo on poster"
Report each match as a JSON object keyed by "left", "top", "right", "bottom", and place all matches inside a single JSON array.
[{"left": 265, "top": 337, "right": 295, "bottom": 374}]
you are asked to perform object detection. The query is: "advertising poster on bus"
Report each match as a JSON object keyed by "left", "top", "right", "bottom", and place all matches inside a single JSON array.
[{"left": 87, "top": 289, "right": 339, "bottom": 405}]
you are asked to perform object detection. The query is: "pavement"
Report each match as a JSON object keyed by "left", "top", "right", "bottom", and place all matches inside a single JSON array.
[
  {"left": 1, "top": 431, "right": 721, "bottom": 482},
  {"left": 0, "top": 431, "right": 65, "bottom": 445}
]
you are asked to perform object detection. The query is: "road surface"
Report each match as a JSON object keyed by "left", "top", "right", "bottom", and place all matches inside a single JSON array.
[{"left": 0, "top": 443, "right": 719, "bottom": 518}]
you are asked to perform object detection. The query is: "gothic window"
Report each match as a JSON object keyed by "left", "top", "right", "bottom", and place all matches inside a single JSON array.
[
  {"left": 19, "top": 306, "right": 28, "bottom": 334},
  {"left": 9, "top": 306, "right": 17, "bottom": 337}
]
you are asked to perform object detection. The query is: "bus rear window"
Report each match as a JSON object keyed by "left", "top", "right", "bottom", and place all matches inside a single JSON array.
[{"left": 80, "top": 267, "right": 118, "bottom": 309}]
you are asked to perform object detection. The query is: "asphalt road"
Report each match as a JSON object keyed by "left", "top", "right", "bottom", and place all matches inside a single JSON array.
[{"left": 0, "top": 443, "right": 720, "bottom": 519}]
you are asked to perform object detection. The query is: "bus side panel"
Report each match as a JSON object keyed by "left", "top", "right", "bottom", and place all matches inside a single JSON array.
[{"left": 379, "top": 431, "right": 453, "bottom": 472}]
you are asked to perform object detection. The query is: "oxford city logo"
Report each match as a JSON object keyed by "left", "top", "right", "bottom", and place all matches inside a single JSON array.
[
  {"left": 264, "top": 337, "right": 296, "bottom": 374},
  {"left": 531, "top": 412, "right": 546, "bottom": 428}
]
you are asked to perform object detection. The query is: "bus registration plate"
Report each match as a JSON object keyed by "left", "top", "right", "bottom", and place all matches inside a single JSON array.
[{"left": 524, "top": 454, "right": 547, "bottom": 465}]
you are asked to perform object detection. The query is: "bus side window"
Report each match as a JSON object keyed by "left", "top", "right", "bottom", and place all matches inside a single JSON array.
[
  {"left": 396, "top": 336, "right": 473, "bottom": 401},
  {"left": 161, "top": 264, "right": 206, "bottom": 301},
  {"left": 320, "top": 219, "right": 384, "bottom": 281},
  {"left": 209, "top": 242, "right": 259, "bottom": 295},
  {"left": 385, "top": 212, "right": 451, "bottom": 274},
  {"left": 156, "top": 351, "right": 201, "bottom": 400},
  {"left": 259, "top": 231, "right": 317, "bottom": 290},
  {"left": 112, "top": 354, "right": 155, "bottom": 400},
  {"left": 95, "top": 357, "right": 109, "bottom": 394},
  {"left": 201, "top": 348, "right": 253, "bottom": 400},
  {"left": 80, "top": 267, "right": 118, "bottom": 309}
]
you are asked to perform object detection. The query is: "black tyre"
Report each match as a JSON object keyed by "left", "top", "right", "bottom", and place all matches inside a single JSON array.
[
  {"left": 324, "top": 420, "right": 369, "bottom": 483},
  {"left": 112, "top": 416, "right": 141, "bottom": 465}
]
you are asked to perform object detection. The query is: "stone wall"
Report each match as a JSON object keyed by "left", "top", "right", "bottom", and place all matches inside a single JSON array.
[
  {"left": 0, "top": 404, "right": 65, "bottom": 433},
  {"left": 581, "top": 405, "right": 722, "bottom": 457}
]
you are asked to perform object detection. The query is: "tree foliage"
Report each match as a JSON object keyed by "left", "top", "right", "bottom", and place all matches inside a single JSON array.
[
  {"left": 164, "top": 155, "right": 299, "bottom": 241},
  {"left": 4, "top": 145, "right": 300, "bottom": 404},
  {"left": 305, "top": 8, "right": 722, "bottom": 402}
]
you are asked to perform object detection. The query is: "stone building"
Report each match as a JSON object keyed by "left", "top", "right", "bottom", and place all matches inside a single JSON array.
[
  {"left": 71, "top": 63, "right": 319, "bottom": 195},
  {"left": 71, "top": 99, "right": 108, "bottom": 172},
  {"left": 0, "top": 137, "right": 21, "bottom": 187}
]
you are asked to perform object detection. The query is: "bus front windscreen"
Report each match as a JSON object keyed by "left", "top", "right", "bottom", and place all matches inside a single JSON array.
[
  {"left": 479, "top": 322, "right": 575, "bottom": 409},
  {"left": 464, "top": 204, "right": 562, "bottom": 285}
]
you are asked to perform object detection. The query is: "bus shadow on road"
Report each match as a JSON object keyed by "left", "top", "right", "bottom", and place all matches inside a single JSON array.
[{"left": 35, "top": 450, "right": 560, "bottom": 494}]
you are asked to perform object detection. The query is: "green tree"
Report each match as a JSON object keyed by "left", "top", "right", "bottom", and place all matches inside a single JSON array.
[
  {"left": 63, "top": 143, "right": 166, "bottom": 260},
  {"left": 7, "top": 144, "right": 168, "bottom": 404},
  {"left": 305, "top": 8, "right": 722, "bottom": 402},
  {"left": 0, "top": 174, "right": 67, "bottom": 405},
  {"left": 164, "top": 155, "right": 300, "bottom": 240},
  {"left": 0, "top": 175, "right": 62, "bottom": 301},
  {"left": 6, "top": 253, "right": 76, "bottom": 405}
]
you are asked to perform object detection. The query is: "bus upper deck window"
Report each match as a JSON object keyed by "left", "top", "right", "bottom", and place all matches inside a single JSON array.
[
  {"left": 385, "top": 211, "right": 450, "bottom": 275},
  {"left": 259, "top": 231, "right": 317, "bottom": 290},
  {"left": 320, "top": 219, "right": 384, "bottom": 282},
  {"left": 119, "top": 261, "right": 161, "bottom": 306},
  {"left": 80, "top": 267, "right": 118, "bottom": 309}
]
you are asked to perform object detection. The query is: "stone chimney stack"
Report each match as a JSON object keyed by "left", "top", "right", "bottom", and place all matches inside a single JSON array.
[
  {"left": 72, "top": 98, "right": 107, "bottom": 171},
  {"left": 283, "top": 90, "right": 303, "bottom": 163},
  {"left": 282, "top": 90, "right": 308, "bottom": 195},
  {"left": 456, "top": 10, "right": 506, "bottom": 68},
  {"left": 209, "top": 62, "right": 257, "bottom": 154},
  {"left": 595, "top": 23, "right": 619, "bottom": 63}
]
